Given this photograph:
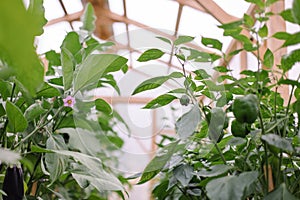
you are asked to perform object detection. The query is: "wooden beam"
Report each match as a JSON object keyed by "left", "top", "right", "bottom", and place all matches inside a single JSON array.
[
  {"left": 46, "top": 10, "right": 83, "bottom": 26},
  {"left": 194, "top": 0, "right": 239, "bottom": 24},
  {"left": 267, "top": 1, "right": 288, "bottom": 100},
  {"left": 174, "top": 0, "right": 205, "bottom": 12},
  {"left": 101, "top": 9, "right": 213, "bottom": 53}
]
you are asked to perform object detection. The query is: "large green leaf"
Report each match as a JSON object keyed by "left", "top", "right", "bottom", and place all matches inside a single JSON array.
[
  {"left": 0, "top": 1, "right": 45, "bottom": 95},
  {"left": 282, "top": 32, "right": 300, "bottom": 47},
  {"left": 197, "top": 165, "right": 233, "bottom": 177},
  {"left": 72, "top": 169, "right": 123, "bottom": 191},
  {"left": 61, "top": 48, "right": 74, "bottom": 91},
  {"left": 280, "top": 9, "right": 297, "bottom": 24},
  {"left": 280, "top": 49, "right": 300, "bottom": 72},
  {"left": 261, "top": 134, "right": 294, "bottom": 152},
  {"left": 143, "top": 94, "right": 177, "bottom": 109},
  {"left": 6, "top": 101, "right": 28, "bottom": 133},
  {"left": 74, "top": 54, "right": 128, "bottom": 93},
  {"left": 173, "top": 164, "right": 194, "bottom": 187},
  {"left": 138, "top": 141, "right": 180, "bottom": 184},
  {"left": 80, "top": 3, "right": 96, "bottom": 33},
  {"left": 206, "top": 171, "right": 258, "bottom": 200},
  {"left": 264, "top": 183, "right": 298, "bottom": 200},
  {"left": 292, "top": 0, "right": 300, "bottom": 25},
  {"left": 132, "top": 72, "right": 183, "bottom": 95},
  {"left": 24, "top": 102, "right": 47, "bottom": 122},
  {"left": 36, "top": 82, "right": 61, "bottom": 98},
  {"left": 27, "top": 0, "right": 47, "bottom": 36},
  {"left": 263, "top": 48, "right": 274, "bottom": 68},
  {"left": 175, "top": 105, "right": 201, "bottom": 139},
  {"left": 45, "top": 135, "right": 68, "bottom": 185},
  {"left": 137, "top": 49, "right": 164, "bottom": 62}
]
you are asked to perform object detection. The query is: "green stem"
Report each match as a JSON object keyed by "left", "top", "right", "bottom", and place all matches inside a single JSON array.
[{"left": 215, "top": 143, "right": 226, "bottom": 165}]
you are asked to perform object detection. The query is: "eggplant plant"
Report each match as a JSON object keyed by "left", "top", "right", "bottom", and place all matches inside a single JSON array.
[
  {"left": 0, "top": 1, "right": 129, "bottom": 199},
  {"left": 133, "top": 0, "right": 300, "bottom": 199}
]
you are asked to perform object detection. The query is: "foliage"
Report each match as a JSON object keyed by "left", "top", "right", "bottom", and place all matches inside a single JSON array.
[
  {"left": 132, "top": 0, "right": 300, "bottom": 199},
  {"left": 0, "top": 1, "right": 129, "bottom": 199}
]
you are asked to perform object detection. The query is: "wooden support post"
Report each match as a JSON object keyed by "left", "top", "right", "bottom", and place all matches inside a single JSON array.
[
  {"left": 266, "top": 0, "right": 288, "bottom": 100},
  {"left": 88, "top": 0, "right": 114, "bottom": 40}
]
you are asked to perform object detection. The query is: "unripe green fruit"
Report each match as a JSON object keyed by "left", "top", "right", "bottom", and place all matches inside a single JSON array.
[
  {"left": 208, "top": 107, "right": 226, "bottom": 143},
  {"left": 180, "top": 95, "right": 190, "bottom": 106},
  {"left": 231, "top": 119, "right": 248, "bottom": 138},
  {"left": 232, "top": 94, "right": 258, "bottom": 124}
]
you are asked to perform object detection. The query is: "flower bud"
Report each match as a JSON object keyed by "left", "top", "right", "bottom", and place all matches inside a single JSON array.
[{"left": 2, "top": 165, "right": 24, "bottom": 200}]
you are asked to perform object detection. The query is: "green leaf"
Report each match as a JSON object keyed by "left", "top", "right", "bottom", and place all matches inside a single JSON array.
[
  {"left": 201, "top": 37, "right": 223, "bottom": 51},
  {"left": 156, "top": 36, "right": 172, "bottom": 45},
  {"left": 107, "top": 135, "right": 124, "bottom": 148},
  {"left": 213, "top": 66, "right": 231, "bottom": 73},
  {"left": 266, "top": 0, "right": 279, "bottom": 6},
  {"left": 24, "top": 103, "right": 47, "bottom": 122},
  {"left": 174, "top": 164, "right": 194, "bottom": 187},
  {"left": 243, "top": 14, "right": 254, "bottom": 27},
  {"left": 0, "top": 1, "right": 44, "bottom": 95},
  {"left": 6, "top": 101, "right": 28, "bottom": 133},
  {"left": 95, "top": 98, "right": 112, "bottom": 115},
  {"left": 45, "top": 135, "right": 68, "bottom": 185},
  {"left": 0, "top": 148, "right": 21, "bottom": 164},
  {"left": 137, "top": 49, "right": 164, "bottom": 62},
  {"left": 0, "top": 80, "right": 12, "bottom": 100},
  {"left": 36, "top": 82, "right": 61, "bottom": 98},
  {"left": 245, "top": 0, "right": 264, "bottom": 8},
  {"left": 27, "top": 0, "right": 47, "bottom": 36},
  {"left": 278, "top": 78, "right": 300, "bottom": 87},
  {"left": 272, "top": 32, "right": 291, "bottom": 40},
  {"left": 206, "top": 171, "right": 258, "bottom": 200},
  {"left": 280, "top": 9, "right": 297, "bottom": 24},
  {"left": 175, "top": 105, "right": 201, "bottom": 139},
  {"left": 138, "top": 141, "right": 180, "bottom": 184},
  {"left": 261, "top": 134, "right": 294, "bottom": 152},
  {"left": 197, "top": 165, "right": 233, "bottom": 177},
  {"left": 174, "top": 35, "right": 194, "bottom": 45},
  {"left": 143, "top": 94, "right": 177, "bottom": 109},
  {"left": 218, "top": 20, "right": 243, "bottom": 30},
  {"left": 263, "top": 49, "right": 274, "bottom": 68},
  {"left": 61, "top": 48, "right": 74, "bottom": 91},
  {"left": 132, "top": 72, "right": 183, "bottom": 95},
  {"left": 282, "top": 32, "right": 300, "bottom": 47},
  {"left": 292, "top": 0, "right": 300, "bottom": 25},
  {"left": 258, "top": 25, "right": 268, "bottom": 38},
  {"left": 99, "top": 74, "right": 121, "bottom": 95},
  {"left": 0, "top": 104, "right": 5, "bottom": 117},
  {"left": 264, "top": 183, "right": 298, "bottom": 200},
  {"left": 45, "top": 50, "right": 61, "bottom": 66},
  {"left": 80, "top": 3, "right": 96, "bottom": 33},
  {"left": 72, "top": 171, "right": 123, "bottom": 191},
  {"left": 64, "top": 127, "right": 105, "bottom": 154},
  {"left": 74, "top": 54, "right": 128, "bottom": 93},
  {"left": 280, "top": 49, "right": 300, "bottom": 72}
]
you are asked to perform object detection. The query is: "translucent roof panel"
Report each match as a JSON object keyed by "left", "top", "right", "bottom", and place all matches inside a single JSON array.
[
  {"left": 213, "top": 0, "right": 250, "bottom": 18},
  {"left": 108, "top": 0, "right": 124, "bottom": 16},
  {"left": 61, "top": 0, "right": 83, "bottom": 14},
  {"left": 43, "top": 0, "right": 65, "bottom": 20},
  {"left": 125, "top": 0, "right": 178, "bottom": 32},
  {"left": 37, "top": 22, "right": 72, "bottom": 54},
  {"left": 179, "top": 6, "right": 232, "bottom": 52}
]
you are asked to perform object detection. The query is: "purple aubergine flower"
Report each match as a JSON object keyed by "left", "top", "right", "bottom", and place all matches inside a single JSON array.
[{"left": 63, "top": 96, "right": 75, "bottom": 108}]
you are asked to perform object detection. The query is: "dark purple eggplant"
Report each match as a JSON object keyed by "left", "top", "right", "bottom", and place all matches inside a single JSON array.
[{"left": 2, "top": 165, "right": 24, "bottom": 200}]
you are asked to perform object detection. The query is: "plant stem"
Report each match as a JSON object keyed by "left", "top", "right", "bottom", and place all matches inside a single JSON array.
[{"left": 214, "top": 143, "right": 226, "bottom": 165}]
